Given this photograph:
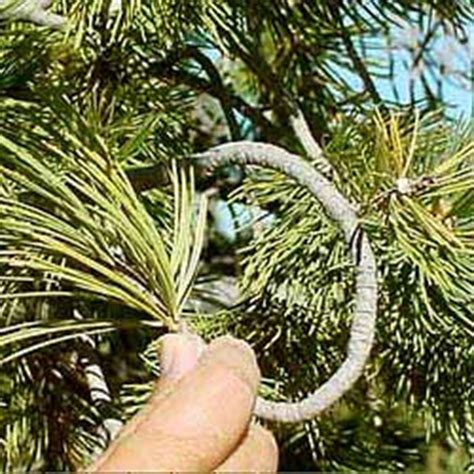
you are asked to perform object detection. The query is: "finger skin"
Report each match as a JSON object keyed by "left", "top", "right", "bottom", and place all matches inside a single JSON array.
[
  {"left": 216, "top": 424, "right": 279, "bottom": 472},
  {"left": 89, "top": 333, "right": 206, "bottom": 471},
  {"left": 159, "top": 333, "right": 206, "bottom": 381},
  {"left": 91, "top": 335, "right": 260, "bottom": 472}
]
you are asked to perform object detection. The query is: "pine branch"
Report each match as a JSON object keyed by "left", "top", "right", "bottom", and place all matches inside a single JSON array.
[
  {"left": 193, "top": 141, "right": 378, "bottom": 422},
  {"left": 149, "top": 49, "right": 281, "bottom": 142},
  {"left": 330, "top": 1, "right": 384, "bottom": 107},
  {"left": 74, "top": 311, "right": 123, "bottom": 461},
  {"left": 0, "top": 0, "right": 66, "bottom": 27},
  {"left": 289, "top": 108, "right": 333, "bottom": 174},
  {"left": 186, "top": 46, "right": 241, "bottom": 141}
]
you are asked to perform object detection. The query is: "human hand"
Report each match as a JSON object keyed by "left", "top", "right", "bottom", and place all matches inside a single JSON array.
[{"left": 89, "top": 334, "right": 278, "bottom": 472}]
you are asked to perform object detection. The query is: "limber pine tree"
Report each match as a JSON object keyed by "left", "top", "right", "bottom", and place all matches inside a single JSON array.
[{"left": 0, "top": 0, "right": 472, "bottom": 471}]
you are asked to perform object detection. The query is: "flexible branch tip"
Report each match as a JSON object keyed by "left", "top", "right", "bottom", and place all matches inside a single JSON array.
[{"left": 28, "top": 8, "right": 67, "bottom": 28}]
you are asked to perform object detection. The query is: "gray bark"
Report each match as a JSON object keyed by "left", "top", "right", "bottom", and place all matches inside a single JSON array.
[
  {"left": 0, "top": 0, "right": 66, "bottom": 27},
  {"left": 193, "top": 141, "right": 378, "bottom": 423}
]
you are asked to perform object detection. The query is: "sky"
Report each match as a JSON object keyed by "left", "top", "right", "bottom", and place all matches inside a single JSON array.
[
  {"left": 359, "top": 14, "right": 472, "bottom": 120},
  {"left": 212, "top": 15, "right": 473, "bottom": 241}
]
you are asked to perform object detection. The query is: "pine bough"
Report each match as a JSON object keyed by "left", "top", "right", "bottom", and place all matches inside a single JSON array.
[{"left": 193, "top": 141, "right": 378, "bottom": 422}]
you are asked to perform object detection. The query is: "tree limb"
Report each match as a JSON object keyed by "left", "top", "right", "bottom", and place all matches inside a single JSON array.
[
  {"left": 73, "top": 310, "right": 123, "bottom": 458},
  {"left": 149, "top": 53, "right": 281, "bottom": 142},
  {"left": 331, "top": 1, "right": 384, "bottom": 107},
  {"left": 0, "top": 0, "right": 66, "bottom": 27},
  {"left": 192, "top": 141, "right": 378, "bottom": 422},
  {"left": 289, "top": 108, "right": 333, "bottom": 174},
  {"left": 185, "top": 46, "right": 241, "bottom": 141}
]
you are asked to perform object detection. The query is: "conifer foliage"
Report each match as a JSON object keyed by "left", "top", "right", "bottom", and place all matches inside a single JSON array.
[{"left": 0, "top": 0, "right": 472, "bottom": 471}]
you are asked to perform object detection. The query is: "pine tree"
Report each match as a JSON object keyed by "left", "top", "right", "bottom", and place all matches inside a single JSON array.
[{"left": 0, "top": 1, "right": 472, "bottom": 471}]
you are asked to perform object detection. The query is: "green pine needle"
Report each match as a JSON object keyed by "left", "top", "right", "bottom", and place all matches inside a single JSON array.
[{"left": 0, "top": 97, "right": 207, "bottom": 334}]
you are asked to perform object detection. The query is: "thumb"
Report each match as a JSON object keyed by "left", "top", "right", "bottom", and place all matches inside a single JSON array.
[
  {"left": 150, "top": 333, "right": 207, "bottom": 402},
  {"left": 89, "top": 332, "right": 206, "bottom": 472},
  {"left": 159, "top": 333, "right": 207, "bottom": 381},
  {"left": 90, "top": 335, "right": 260, "bottom": 472}
]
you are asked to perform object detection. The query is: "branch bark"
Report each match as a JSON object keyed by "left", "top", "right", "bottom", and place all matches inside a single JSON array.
[
  {"left": 192, "top": 141, "right": 377, "bottom": 423},
  {"left": 149, "top": 54, "right": 281, "bottom": 142},
  {"left": 185, "top": 46, "right": 241, "bottom": 141},
  {"left": 73, "top": 310, "right": 123, "bottom": 459},
  {"left": 289, "top": 108, "right": 333, "bottom": 174},
  {"left": 0, "top": 0, "right": 66, "bottom": 27},
  {"left": 331, "top": 1, "right": 384, "bottom": 108}
]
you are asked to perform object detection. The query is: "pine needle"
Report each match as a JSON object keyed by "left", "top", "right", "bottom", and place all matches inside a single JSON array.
[{"left": 0, "top": 97, "right": 207, "bottom": 331}]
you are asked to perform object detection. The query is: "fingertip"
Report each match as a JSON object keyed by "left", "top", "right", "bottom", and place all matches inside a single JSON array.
[
  {"left": 201, "top": 335, "right": 260, "bottom": 394},
  {"left": 91, "top": 334, "right": 263, "bottom": 472},
  {"left": 159, "top": 333, "right": 206, "bottom": 381},
  {"left": 216, "top": 424, "right": 279, "bottom": 472},
  {"left": 146, "top": 335, "right": 261, "bottom": 470}
]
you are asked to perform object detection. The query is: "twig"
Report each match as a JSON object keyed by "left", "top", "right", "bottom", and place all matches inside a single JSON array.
[
  {"left": 0, "top": 0, "right": 66, "bottom": 28},
  {"left": 193, "top": 141, "right": 377, "bottom": 422},
  {"left": 289, "top": 108, "right": 333, "bottom": 174},
  {"left": 331, "top": 1, "right": 384, "bottom": 107},
  {"left": 73, "top": 310, "right": 123, "bottom": 458},
  {"left": 150, "top": 55, "right": 280, "bottom": 141},
  {"left": 186, "top": 47, "right": 241, "bottom": 141}
]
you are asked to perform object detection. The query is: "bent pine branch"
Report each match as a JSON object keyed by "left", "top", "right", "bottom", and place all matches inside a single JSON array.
[{"left": 193, "top": 141, "right": 377, "bottom": 423}]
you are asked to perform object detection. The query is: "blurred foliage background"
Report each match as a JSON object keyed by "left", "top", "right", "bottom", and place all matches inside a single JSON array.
[{"left": 0, "top": 0, "right": 472, "bottom": 471}]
